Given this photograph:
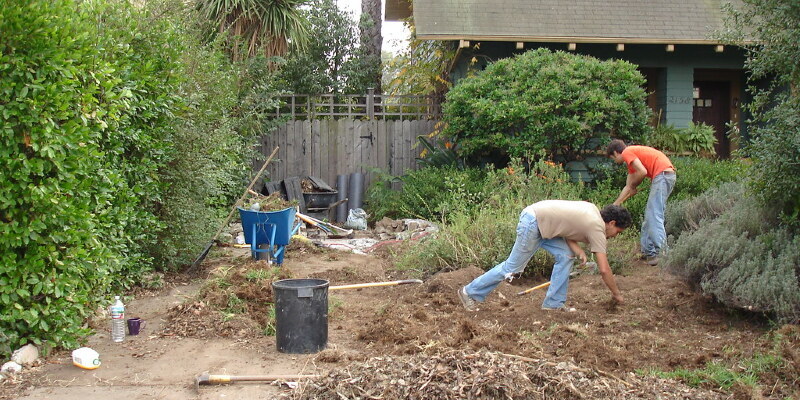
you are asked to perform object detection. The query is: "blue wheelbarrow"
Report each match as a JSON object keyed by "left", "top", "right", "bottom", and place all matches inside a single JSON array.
[{"left": 238, "top": 207, "right": 302, "bottom": 265}]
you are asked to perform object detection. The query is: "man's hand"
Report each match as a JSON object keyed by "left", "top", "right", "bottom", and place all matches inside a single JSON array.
[{"left": 566, "top": 239, "right": 586, "bottom": 264}]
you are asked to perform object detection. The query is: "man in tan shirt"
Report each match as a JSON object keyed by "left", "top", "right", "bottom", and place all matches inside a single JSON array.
[{"left": 458, "top": 200, "right": 631, "bottom": 311}]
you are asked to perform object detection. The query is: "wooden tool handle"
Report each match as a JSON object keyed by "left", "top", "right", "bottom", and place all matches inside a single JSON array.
[
  {"left": 329, "top": 279, "right": 423, "bottom": 291},
  {"left": 516, "top": 281, "right": 551, "bottom": 296}
]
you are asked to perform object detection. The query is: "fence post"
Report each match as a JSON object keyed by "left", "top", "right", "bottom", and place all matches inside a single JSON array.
[{"left": 367, "top": 88, "right": 374, "bottom": 120}]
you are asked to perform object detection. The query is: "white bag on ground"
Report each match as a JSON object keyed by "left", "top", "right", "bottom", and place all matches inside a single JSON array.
[{"left": 344, "top": 208, "right": 368, "bottom": 230}]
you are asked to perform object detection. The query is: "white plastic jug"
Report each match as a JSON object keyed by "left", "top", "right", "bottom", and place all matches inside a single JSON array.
[{"left": 72, "top": 347, "right": 101, "bottom": 370}]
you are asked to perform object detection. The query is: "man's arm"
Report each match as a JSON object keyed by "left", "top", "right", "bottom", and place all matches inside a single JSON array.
[
  {"left": 595, "top": 252, "right": 624, "bottom": 304},
  {"left": 565, "top": 239, "right": 587, "bottom": 264},
  {"left": 613, "top": 158, "right": 647, "bottom": 205}
]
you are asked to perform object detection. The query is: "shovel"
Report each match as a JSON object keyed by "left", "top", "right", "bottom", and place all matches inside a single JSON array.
[
  {"left": 329, "top": 279, "right": 423, "bottom": 291},
  {"left": 194, "top": 371, "right": 317, "bottom": 390},
  {"left": 516, "top": 261, "right": 597, "bottom": 296}
]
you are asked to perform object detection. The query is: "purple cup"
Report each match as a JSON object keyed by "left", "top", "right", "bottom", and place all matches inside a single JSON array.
[{"left": 126, "top": 317, "right": 145, "bottom": 335}]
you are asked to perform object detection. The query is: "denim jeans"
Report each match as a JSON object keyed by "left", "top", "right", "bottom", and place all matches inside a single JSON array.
[
  {"left": 464, "top": 208, "right": 575, "bottom": 309},
  {"left": 641, "top": 172, "right": 676, "bottom": 257}
]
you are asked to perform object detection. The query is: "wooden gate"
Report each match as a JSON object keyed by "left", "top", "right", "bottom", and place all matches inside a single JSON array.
[
  {"left": 256, "top": 92, "right": 442, "bottom": 189},
  {"left": 257, "top": 119, "right": 439, "bottom": 189}
]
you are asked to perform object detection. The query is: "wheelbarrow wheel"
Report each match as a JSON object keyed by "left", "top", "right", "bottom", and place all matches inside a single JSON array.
[{"left": 257, "top": 244, "right": 272, "bottom": 264}]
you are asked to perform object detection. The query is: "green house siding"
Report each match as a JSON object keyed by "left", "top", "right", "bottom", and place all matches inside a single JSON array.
[{"left": 665, "top": 65, "right": 694, "bottom": 128}]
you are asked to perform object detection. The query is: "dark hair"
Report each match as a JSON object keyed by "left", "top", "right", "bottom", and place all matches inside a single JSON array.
[
  {"left": 606, "top": 139, "right": 627, "bottom": 156},
  {"left": 600, "top": 204, "right": 632, "bottom": 229}
]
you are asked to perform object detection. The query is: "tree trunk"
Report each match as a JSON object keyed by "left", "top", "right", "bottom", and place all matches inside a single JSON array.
[{"left": 360, "top": 0, "right": 383, "bottom": 94}]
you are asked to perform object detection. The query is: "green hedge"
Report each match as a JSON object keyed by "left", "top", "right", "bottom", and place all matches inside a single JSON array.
[{"left": 0, "top": 0, "right": 263, "bottom": 355}]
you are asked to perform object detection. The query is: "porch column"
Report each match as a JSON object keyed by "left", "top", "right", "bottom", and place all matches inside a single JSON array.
[{"left": 663, "top": 65, "right": 694, "bottom": 129}]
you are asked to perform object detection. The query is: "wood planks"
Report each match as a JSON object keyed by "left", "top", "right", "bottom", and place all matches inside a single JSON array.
[{"left": 257, "top": 119, "right": 438, "bottom": 189}]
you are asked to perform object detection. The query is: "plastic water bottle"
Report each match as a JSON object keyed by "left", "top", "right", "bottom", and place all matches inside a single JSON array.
[{"left": 110, "top": 296, "right": 125, "bottom": 343}]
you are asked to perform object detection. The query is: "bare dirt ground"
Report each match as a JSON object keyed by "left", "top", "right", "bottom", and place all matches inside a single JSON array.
[{"left": 2, "top": 239, "right": 798, "bottom": 399}]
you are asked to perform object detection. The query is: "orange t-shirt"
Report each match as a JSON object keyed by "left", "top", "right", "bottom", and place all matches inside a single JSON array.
[{"left": 621, "top": 146, "right": 674, "bottom": 179}]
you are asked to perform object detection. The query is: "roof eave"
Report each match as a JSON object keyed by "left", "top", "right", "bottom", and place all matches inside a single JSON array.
[{"left": 416, "top": 34, "right": 743, "bottom": 45}]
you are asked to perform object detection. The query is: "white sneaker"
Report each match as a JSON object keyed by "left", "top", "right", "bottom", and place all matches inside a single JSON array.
[{"left": 458, "top": 286, "right": 478, "bottom": 311}]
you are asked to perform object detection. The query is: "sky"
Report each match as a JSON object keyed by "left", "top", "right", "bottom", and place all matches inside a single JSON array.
[{"left": 335, "top": 0, "right": 410, "bottom": 54}]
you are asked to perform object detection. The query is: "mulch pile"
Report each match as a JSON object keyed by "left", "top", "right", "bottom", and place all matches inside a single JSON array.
[
  {"left": 290, "top": 350, "right": 724, "bottom": 400},
  {"left": 241, "top": 192, "right": 297, "bottom": 211}
]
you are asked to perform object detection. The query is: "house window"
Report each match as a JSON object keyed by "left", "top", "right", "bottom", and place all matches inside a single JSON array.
[{"left": 694, "top": 98, "right": 712, "bottom": 108}]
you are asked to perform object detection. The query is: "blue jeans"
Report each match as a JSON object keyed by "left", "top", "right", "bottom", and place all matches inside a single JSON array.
[
  {"left": 641, "top": 172, "right": 676, "bottom": 257},
  {"left": 464, "top": 208, "right": 574, "bottom": 309}
]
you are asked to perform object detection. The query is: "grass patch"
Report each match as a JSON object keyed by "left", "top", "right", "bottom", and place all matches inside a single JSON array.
[{"left": 637, "top": 353, "right": 785, "bottom": 392}]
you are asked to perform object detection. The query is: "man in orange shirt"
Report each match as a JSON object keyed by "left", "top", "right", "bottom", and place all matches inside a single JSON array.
[{"left": 607, "top": 139, "right": 676, "bottom": 265}]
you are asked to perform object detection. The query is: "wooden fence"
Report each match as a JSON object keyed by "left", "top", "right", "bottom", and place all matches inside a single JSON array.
[
  {"left": 257, "top": 119, "right": 440, "bottom": 190},
  {"left": 256, "top": 92, "right": 443, "bottom": 191}
]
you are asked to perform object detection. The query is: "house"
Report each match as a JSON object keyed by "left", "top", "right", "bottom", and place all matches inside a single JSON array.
[{"left": 386, "top": 0, "right": 747, "bottom": 158}]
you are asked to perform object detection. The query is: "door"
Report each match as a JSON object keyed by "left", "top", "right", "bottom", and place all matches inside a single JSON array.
[{"left": 692, "top": 81, "right": 731, "bottom": 158}]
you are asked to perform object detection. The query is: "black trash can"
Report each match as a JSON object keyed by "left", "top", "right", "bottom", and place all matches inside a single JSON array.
[{"left": 272, "top": 278, "right": 329, "bottom": 354}]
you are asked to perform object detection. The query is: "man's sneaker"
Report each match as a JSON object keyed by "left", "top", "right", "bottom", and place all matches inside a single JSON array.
[
  {"left": 541, "top": 305, "right": 577, "bottom": 312},
  {"left": 458, "top": 286, "right": 478, "bottom": 311},
  {"left": 646, "top": 256, "right": 660, "bottom": 266}
]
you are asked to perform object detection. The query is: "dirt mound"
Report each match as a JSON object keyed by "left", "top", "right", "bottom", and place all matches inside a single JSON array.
[
  {"left": 290, "top": 350, "right": 724, "bottom": 399},
  {"left": 163, "top": 259, "right": 292, "bottom": 339}
]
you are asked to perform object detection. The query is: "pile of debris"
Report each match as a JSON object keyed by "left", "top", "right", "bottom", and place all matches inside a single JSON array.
[{"left": 290, "top": 350, "right": 724, "bottom": 400}]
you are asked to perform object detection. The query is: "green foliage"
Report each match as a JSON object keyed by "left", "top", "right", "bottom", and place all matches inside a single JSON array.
[
  {"left": 0, "top": 0, "right": 269, "bottom": 356},
  {"left": 383, "top": 21, "right": 454, "bottom": 97},
  {"left": 195, "top": 0, "right": 309, "bottom": 60},
  {"left": 668, "top": 157, "right": 750, "bottom": 202},
  {"left": 664, "top": 182, "right": 800, "bottom": 323},
  {"left": 441, "top": 48, "right": 651, "bottom": 163},
  {"left": 0, "top": 0, "right": 148, "bottom": 353},
  {"left": 365, "top": 166, "right": 488, "bottom": 222},
  {"left": 639, "top": 344, "right": 787, "bottom": 393},
  {"left": 723, "top": 0, "right": 800, "bottom": 224},
  {"left": 277, "top": 0, "right": 360, "bottom": 94},
  {"left": 415, "top": 136, "right": 463, "bottom": 169},
  {"left": 647, "top": 122, "right": 717, "bottom": 155}
]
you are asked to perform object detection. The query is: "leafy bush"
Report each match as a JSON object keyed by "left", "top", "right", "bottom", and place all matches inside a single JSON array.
[
  {"left": 0, "top": 0, "right": 263, "bottom": 355},
  {"left": 648, "top": 122, "right": 717, "bottom": 155},
  {"left": 664, "top": 182, "right": 800, "bottom": 323},
  {"left": 723, "top": 0, "right": 800, "bottom": 225},
  {"left": 668, "top": 157, "right": 750, "bottom": 202},
  {"left": 1, "top": 0, "right": 129, "bottom": 353},
  {"left": 441, "top": 48, "right": 651, "bottom": 163},
  {"left": 365, "top": 166, "right": 489, "bottom": 222}
]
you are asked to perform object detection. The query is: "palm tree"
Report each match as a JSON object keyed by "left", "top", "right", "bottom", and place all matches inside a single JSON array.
[{"left": 196, "top": 0, "right": 310, "bottom": 61}]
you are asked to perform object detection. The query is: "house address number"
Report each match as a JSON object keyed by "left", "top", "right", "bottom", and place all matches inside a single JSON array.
[{"left": 667, "top": 96, "right": 692, "bottom": 104}]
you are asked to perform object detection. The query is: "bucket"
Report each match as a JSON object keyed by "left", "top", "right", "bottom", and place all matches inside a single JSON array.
[{"left": 272, "top": 278, "right": 329, "bottom": 354}]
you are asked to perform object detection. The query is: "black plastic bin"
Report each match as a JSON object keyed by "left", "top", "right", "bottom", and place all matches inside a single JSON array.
[{"left": 271, "top": 278, "right": 329, "bottom": 354}]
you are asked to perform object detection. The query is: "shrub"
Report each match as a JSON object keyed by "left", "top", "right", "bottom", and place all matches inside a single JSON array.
[
  {"left": 668, "top": 157, "right": 750, "bottom": 202},
  {"left": 647, "top": 122, "right": 717, "bottom": 155},
  {"left": 664, "top": 182, "right": 800, "bottom": 323},
  {"left": 365, "top": 166, "right": 489, "bottom": 222},
  {"left": 441, "top": 48, "right": 651, "bottom": 163},
  {"left": 724, "top": 0, "right": 800, "bottom": 226},
  {"left": 665, "top": 182, "right": 746, "bottom": 236},
  {"left": 0, "top": 0, "right": 261, "bottom": 355},
  {"left": 1, "top": 0, "right": 126, "bottom": 354}
]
